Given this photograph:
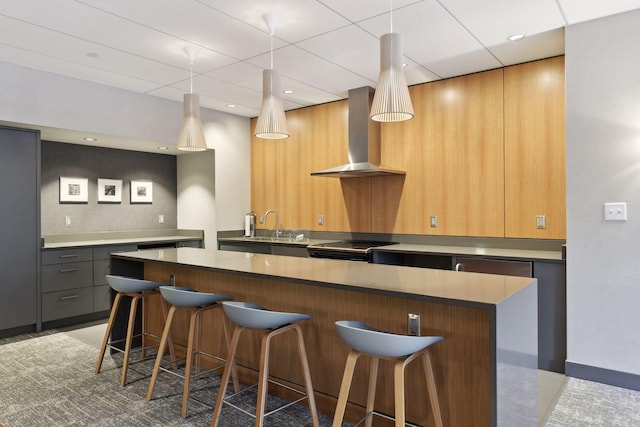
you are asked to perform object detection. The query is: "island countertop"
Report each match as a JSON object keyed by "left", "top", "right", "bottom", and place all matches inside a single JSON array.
[{"left": 112, "top": 247, "right": 535, "bottom": 308}]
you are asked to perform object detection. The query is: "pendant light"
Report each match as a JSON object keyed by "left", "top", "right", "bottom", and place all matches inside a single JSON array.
[
  {"left": 254, "top": 13, "right": 289, "bottom": 139},
  {"left": 370, "top": 0, "right": 414, "bottom": 122},
  {"left": 177, "top": 47, "right": 207, "bottom": 151}
]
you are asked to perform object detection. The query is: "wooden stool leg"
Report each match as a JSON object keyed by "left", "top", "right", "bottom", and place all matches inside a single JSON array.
[
  {"left": 146, "top": 305, "right": 177, "bottom": 401},
  {"left": 255, "top": 328, "right": 275, "bottom": 427},
  {"left": 96, "top": 292, "right": 123, "bottom": 374},
  {"left": 365, "top": 357, "right": 379, "bottom": 427},
  {"left": 422, "top": 349, "right": 443, "bottom": 427},
  {"left": 293, "top": 324, "right": 320, "bottom": 427},
  {"left": 160, "top": 297, "right": 178, "bottom": 370},
  {"left": 181, "top": 307, "right": 200, "bottom": 418},
  {"left": 221, "top": 310, "right": 240, "bottom": 393},
  {"left": 332, "top": 350, "right": 361, "bottom": 427},
  {"left": 393, "top": 356, "right": 409, "bottom": 427},
  {"left": 121, "top": 294, "right": 141, "bottom": 386},
  {"left": 211, "top": 326, "right": 244, "bottom": 427}
]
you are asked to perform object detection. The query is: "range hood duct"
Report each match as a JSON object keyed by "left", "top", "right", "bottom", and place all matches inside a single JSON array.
[{"left": 310, "top": 86, "right": 405, "bottom": 178}]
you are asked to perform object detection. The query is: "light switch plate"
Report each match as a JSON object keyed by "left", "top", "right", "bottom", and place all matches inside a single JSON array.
[
  {"left": 430, "top": 215, "right": 438, "bottom": 228},
  {"left": 604, "top": 202, "right": 627, "bottom": 221}
]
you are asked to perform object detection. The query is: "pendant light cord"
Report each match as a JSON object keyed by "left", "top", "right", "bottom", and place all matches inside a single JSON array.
[
  {"left": 189, "top": 58, "right": 193, "bottom": 94},
  {"left": 390, "top": 0, "right": 393, "bottom": 33},
  {"left": 270, "top": 31, "right": 274, "bottom": 70}
]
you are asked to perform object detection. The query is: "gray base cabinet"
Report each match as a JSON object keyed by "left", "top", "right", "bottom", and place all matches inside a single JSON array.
[
  {"left": 0, "top": 127, "right": 40, "bottom": 333},
  {"left": 41, "top": 245, "right": 137, "bottom": 323}
]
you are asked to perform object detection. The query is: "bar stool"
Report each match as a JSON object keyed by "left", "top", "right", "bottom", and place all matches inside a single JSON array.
[
  {"left": 332, "top": 321, "right": 444, "bottom": 427},
  {"left": 211, "top": 301, "right": 320, "bottom": 427},
  {"left": 96, "top": 275, "right": 176, "bottom": 386},
  {"left": 146, "top": 286, "right": 239, "bottom": 418}
]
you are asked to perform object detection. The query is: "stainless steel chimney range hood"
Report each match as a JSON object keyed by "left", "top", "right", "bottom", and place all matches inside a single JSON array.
[{"left": 310, "top": 86, "right": 405, "bottom": 178}]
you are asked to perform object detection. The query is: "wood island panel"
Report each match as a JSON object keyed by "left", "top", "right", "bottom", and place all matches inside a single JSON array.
[{"left": 142, "top": 263, "right": 491, "bottom": 426}]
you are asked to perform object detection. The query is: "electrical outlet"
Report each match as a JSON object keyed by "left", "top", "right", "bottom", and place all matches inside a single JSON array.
[
  {"left": 408, "top": 313, "right": 420, "bottom": 336},
  {"left": 64, "top": 216, "right": 71, "bottom": 227},
  {"left": 604, "top": 202, "right": 627, "bottom": 221},
  {"left": 430, "top": 216, "right": 438, "bottom": 228},
  {"left": 318, "top": 215, "right": 324, "bottom": 226},
  {"left": 536, "top": 215, "right": 546, "bottom": 229},
  {"left": 158, "top": 214, "right": 164, "bottom": 224}
]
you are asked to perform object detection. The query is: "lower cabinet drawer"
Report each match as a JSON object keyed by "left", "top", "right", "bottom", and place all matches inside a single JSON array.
[
  {"left": 42, "top": 261, "right": 93, "bottom": 292},
  {"left": 93, "top": 284, "right": 111, "bottom": 312},
  {"left": 42, "top": 288, "right": 93, "bottom": 322}
]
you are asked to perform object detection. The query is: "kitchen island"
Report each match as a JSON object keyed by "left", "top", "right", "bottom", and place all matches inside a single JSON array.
[{"left": 111, "top": 247, "right": 539, "bottom": 426}]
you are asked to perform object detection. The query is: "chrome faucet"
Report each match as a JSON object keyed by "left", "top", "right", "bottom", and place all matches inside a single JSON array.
[{"left": 261, "top": 209, "right": 281, "bottom": 239}]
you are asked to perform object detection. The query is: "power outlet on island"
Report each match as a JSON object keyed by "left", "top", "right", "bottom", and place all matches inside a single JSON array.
[{"left": 408, "top": 313, "right": 421, "bottom": 336}]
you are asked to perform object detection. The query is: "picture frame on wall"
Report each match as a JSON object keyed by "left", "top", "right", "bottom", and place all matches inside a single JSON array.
[
  {"left": 97, "top": 178, "right": 122, "bottom": 203},
  {"left": 59, "top": 177, "right": 88, "bottom": 203},
  {"left": 130, "top": 180, "right": 153, "bottom": 203}
]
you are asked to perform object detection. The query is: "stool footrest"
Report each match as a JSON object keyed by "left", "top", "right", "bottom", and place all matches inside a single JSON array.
[{"left": 221, "top": 378, "right": 310, "bottom": 420}]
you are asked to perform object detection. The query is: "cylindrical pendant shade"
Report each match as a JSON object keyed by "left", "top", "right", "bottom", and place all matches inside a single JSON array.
[
  {"left": 370, "top": 33, "right": 414, "bottom": 122},
  {"left": 254, "top": 69, "right": 289, "bottom": 139},
  {"left": 177, "top": 93, "right": 207, "bottom": 151}
]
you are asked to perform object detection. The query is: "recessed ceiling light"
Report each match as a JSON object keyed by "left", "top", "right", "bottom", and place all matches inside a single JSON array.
[
  {"left": 83, "top": 137, "right": 97, "bottom": 142},
  {"left": 507, "top": 34, "right": 525, "bottom": 42},
  {"left": 227, "top": 104, "right": 236, "bottom": 108},
  {"left": 283, "top": 89, "right": 294, "bottom": 94},
  {"left": 157, "top": 146, "right": 169, "bottom": 150}
]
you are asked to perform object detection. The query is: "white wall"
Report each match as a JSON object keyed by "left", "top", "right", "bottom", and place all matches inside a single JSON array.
[
  {"left": 566, "top": 10, "right": 640, "bottom": 377},
  {"left": 0, "top": 61, "right": 251, "bottom": 243}
]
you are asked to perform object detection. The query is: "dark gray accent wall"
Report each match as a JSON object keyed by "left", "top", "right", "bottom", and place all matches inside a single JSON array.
[{"left": 41, "top": 141, "right": 177, "bottom": 234}]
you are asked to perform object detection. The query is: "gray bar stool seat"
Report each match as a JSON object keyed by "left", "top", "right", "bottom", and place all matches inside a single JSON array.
[
  {"left": 146, "top": 286, "right": 239, "bottom": 418},
  {"left": 96, "top": 275, "right": 176, "bottom": 386},
  {"left": 332, "top": 320, "right": 444, "bottom": 427},
  {"left": 211, "top": 301, "right": 320, "bottom": 427}
]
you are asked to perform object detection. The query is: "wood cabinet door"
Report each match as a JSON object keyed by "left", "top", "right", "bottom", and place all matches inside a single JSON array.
[
  {"left": 377, "top": 69, "right": 505, "bottom": 237},
  {"left": 505, "top": 56, "right": 566, "bottom": 239}
]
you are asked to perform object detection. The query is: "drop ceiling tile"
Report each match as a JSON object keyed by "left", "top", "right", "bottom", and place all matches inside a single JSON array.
[
  {"left": 199, "top": 0, "right": 351, "bottom": 43},
  {"left": 247, "top": 45, "right": 372, "bottom": 95},
  {"left": 297, "top": 25, "right": 379, "bottom": 82},
  {"left": 489, "top": 28, "right": 565, "bottom": 67},
  {"left": 0, "top": 43, "right": 161, "bottom": 93},
  {"left": 318, "top": 0, "right": 423, "bottom": 23},
  {"left": 437, "top": 0, "right": 566, "bottom": 47},
  {"left": 558, "top": 0, "right": 640, "bottom": 24},
  {"left": 77, "top": 0, "right": 277, "bottom": 62},
  {"left": 0, "top": 15, "right": 188, "bottom": 86},
  {"left": 358, "top": 1, "right": 502, "bottom": 77}
]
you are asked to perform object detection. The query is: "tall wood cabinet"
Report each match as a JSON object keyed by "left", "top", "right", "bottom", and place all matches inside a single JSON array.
[
  {"left": 0, "top": 126, "right": 40, "bottom": 335},
  {"left": 505, "top": 56, "right": 566, "bottom": 238}
]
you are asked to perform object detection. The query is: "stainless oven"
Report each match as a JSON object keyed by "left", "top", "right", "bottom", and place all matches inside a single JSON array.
[{"left": 307, "top": 240, "right": 398, "bottom": 262}]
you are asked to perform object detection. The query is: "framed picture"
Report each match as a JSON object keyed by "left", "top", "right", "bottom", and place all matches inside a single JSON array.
[
  {"left": 130, "top": 180, "right": 153, "bottom": 203},
  {"left": 97, "top": 178, "right": 122, "bottom": 203},
  {"left": 59, "top": 177, "right": 88, "bottom": 203}
]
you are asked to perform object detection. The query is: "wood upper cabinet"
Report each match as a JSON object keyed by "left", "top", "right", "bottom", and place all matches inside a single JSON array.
[
  {"left": 251, "top": 100, "right": 369, "bottom": 232},
  {"left": 505, "top": 56, "right": 566, "bottom": 239},
  {"left": 376, "top": 69, "right": 505, "bottom": 237}
]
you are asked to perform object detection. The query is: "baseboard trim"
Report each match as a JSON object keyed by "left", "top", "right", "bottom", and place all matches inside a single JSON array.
[{"left": 566, "top": 361, "right": 640, "bottom": 391}]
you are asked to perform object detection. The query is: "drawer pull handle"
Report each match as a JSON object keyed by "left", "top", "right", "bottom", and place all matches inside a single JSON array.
[
  {"left": 59, "top": 294, "right": 80, "bottom": 301},
  {"left": 455, "top": 263, "right": 463, "bottom": 272},
  {"left": 59, "top": 254, "right": 79, "bottom": 259},
  {"left": 58, "top": 268, "right": 79, "bottom": 273}
]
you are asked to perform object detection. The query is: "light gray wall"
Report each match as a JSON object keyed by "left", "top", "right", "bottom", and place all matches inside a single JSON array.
[
  {"left": 566, "top": 10, "right": 640, "bottom": 376},
  {"left": 0, "top": 61, "right": 251, "bottom": 238},
  {"left": 178, "top": 151, "right": 216, "bottom": 249},
  {"left": 41, "top": 141, "right": 177, "bottom": 234}
]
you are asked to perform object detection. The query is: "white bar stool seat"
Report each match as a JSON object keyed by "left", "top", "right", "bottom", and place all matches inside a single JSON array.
[
  {"left": 332, "top": 320, "right": 444, "bottom": 427},
  {"left": 146, "top": 286, "right": 239, "bottom": 418},
  {"left": 96, "top": 275, "right": 176, "bottom": 386},
  {"left": 211, "top": 301, "right": 320, "bottom": 427}
]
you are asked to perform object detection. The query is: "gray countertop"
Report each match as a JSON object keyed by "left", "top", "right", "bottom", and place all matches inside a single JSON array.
[
  {"left": 112, "top": 247, "right": 536, "bottom": 308},
  {"left": 42, "top": 229, "right": 203, "bottom": 249}
]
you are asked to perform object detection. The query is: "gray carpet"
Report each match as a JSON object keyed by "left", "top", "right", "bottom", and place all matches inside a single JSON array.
[
  {"left": 2, "top": 328, "right": 640, "bottom": 426},
  {"left": 0, "top": 332, "right": 331, "bottom": 426}
]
